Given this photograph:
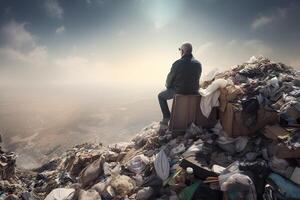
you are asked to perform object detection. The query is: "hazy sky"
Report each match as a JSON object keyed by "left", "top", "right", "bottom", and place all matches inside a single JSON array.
[{"left": 0, "top": 0, "right": 300, "bottom": 87}]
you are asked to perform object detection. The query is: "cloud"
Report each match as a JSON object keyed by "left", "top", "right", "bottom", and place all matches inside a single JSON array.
[
  {"left": 244, "top": 39, "right": 272, "bottom": 54},
  {"left": 45, "top": 0, "right": 63, "bottom": 19},
  {"left": 53, "top": 55, "right": 113, "bottom": 85},
  {"left": 55, "top": 55, "right": 88, "bottom": 68},
  {"left": 55, "top": 25, "right": 65, "bottom": 34},
  {"left": 252, "top": 16, "right": 273, "bottom": 29},
  {"left": 194, "top": 39, "right": 273, "bottom": 77},
  {"left": 117, "top": 29, "right": 127, "bottom": 36},
  {"left": 227, "top": 40, "right": 238, "bottom": 46},
  {"left": 0, "top": 20, "right": 111, "bottom": 85},
  {"left": 251, "top": 5, "right": 293, "bottom": 30},
  {"left": 4, "top": 7, "right": 12, "bottom": 15},
  {"left": 146, "top": 0, "right": 182, "bottom": 30},
  {"left": 197, "top": 42, "right": 214, "bottom": 55},
  {"left": 0, "top": 20, "right": 48, "bottom": 65},
  {"left": 86, "top": 0, "right": 104, "bottom": 5},
  {"left": 0, "top": 20, "right": 50, "bottom": 84}
]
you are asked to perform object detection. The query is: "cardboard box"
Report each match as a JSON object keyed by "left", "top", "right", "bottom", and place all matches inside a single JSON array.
[
  {"left": 263, "top": 125, "right": 290, "bottom": 141},
  {"left": 274, "top": 144, "right": 300, "bottom": 159},
  {"left": 180, "top": 156, "right": 218, "bottom": 179},
  {"left": 219, "top": 102, "right": 278, "bottom": 137},
  {"left": 169, "top": 94, "right": 218, "bottom": 131}
]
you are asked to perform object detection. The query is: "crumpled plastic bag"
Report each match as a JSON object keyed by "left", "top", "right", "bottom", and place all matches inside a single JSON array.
[
  {"left": 269, "top": 156, "right": 294, "bottom": 178},
  {"left": 92, "top": 181, "right": 107, "bottom": 195},
  {"left": 170, "top": 143, "right": 186, "bottom": 155},
  {"left": 220, "top": 173, "right": 257, "bottom": 200},
  {"left": 127, "top": 154, "right": 150, "bottom": 174},
  {"left": 184, "top": 123, "right": 203, "bottom": 139},
  {"left": 217, "top": 136, "right": 248, "bottom": 154},
  {"left": 78, "top": 189, "right": 101, "bottom": 200},
  {"left": 154, "top": 150, "right": 170, "bottom": 181},
  {"left": 44, "top": 188, "right": 75, "bottom": 200},
  {"left": 235, "top": 137, "right": 249, "bottom": 152},
  {"left": 182, "top": 139, "right": 204, "bottom": 158},
  {"left": 136, "top": 187, "right": 154, "bottom": 200},
  {"left": 79, "top": 156, "right": 104, "bottom": 187}
]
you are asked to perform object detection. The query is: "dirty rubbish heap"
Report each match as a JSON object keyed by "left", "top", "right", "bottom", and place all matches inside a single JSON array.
[{"left": 1, "top": 56, "right": 300, "bottom": 200}]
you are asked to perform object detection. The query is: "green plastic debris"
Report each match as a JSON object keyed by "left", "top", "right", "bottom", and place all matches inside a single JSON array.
[{"left": 179, "top": 181, "right": 201, "bottom": 200}]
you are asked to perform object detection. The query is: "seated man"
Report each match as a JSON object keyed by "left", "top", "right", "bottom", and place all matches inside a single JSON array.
[{"left": 158, "top": 42, "right": 202, "bottom": 125}]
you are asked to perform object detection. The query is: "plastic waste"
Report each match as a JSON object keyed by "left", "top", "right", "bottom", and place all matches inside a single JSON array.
[
  {"left": 217, "top": 136, "right": 248, "bottom": 154},
  {"left": 179, "top": 181, "right": 201, "bottom": 200},
  {"left": 78, "top": 189, "right": 101, "bottom": 200},
  {"left": 184, "top": 123, "right": 203, "bottom": 139},
  {"left": 127, "top": 154, "right": 150, "bottom": 174},
  {"left": 136, "top": 187, "right": 154, "bottom": 200},
  {"left": 44, "top": 188, "right": 75, "bottom": 200},
  {"left": 92, "top": 181, "right": 107, "bottom": 195},
  {"left": 199, "top": 79, "right": 228, "bottom": 97},
  {"left": 154, "top": 150, "right": 170, "bottom": 181},
  {"left": 79, "top": 156, "right": 104, "bottom": 187},
  {"left": 221, "top": 173, "right": 257, "bottom": 200},
  {"left": 269, "top": 156, "right": 293, "bottom": 178},
  {"left": 171, "top": 143, "right": 186, "bottom": 155},
  {"left": 235, "top": 137, "right": 248, "bottom": 152},
  {"left": 267, "top": 173, "right": 300, "bottom": 199}
]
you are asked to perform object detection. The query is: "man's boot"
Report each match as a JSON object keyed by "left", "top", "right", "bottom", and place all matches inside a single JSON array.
[{"left": 160, "top": 118, "right": 170, "bottom": 126}]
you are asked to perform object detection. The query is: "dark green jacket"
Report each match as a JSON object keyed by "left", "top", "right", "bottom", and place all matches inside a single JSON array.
[{"left": 166, "top": 54, "right": 202, "bottom": 94}]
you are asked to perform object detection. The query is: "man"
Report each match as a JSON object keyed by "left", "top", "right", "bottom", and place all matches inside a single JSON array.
[{"left": 158, "top": 43, "right": 202, "bottom": 125}]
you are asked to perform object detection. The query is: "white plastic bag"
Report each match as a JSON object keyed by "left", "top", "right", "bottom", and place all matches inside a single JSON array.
[
  {"left": 154, "top": 150, "right": 170, "bottom": 181},
  {"left": 44, "top": 188, "right": 75, "bottom": 200},
  {"left": 127, "top": 154, "right": 150, "bottom": 174}
]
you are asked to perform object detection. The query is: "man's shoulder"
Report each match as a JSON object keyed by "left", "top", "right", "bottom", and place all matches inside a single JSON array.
[
  {"left": 173, "top": 58, "right": 183, "bottom": 65},
  {"left": 191, "top": 58, "right": 201, "bottom": 66},
  {"left": 173, "top": 57, "right": 202, "bottom": 67},
  {"left": 172, "top": 59, "right": 183, "bottom": 68}
]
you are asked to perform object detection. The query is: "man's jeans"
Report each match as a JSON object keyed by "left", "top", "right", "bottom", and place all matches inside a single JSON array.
[{"left": 158, "top": 89, "right": 175, "bottom": 119}]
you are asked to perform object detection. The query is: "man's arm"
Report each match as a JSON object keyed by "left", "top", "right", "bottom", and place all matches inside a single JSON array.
[{"left": 165, "top": 63, "right": 177, "bottom": 89}]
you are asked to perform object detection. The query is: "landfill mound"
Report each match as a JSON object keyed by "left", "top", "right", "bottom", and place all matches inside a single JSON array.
[{"left": 1, "top": 56, "right": 300, "bottom": 200}]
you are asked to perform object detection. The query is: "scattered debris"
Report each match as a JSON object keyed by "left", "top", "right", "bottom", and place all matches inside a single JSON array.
[{"left": 1, "top": 56, "right": 300, "bottom": 199}]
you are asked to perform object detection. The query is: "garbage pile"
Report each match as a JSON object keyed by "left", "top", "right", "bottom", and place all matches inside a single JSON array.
[
  {"left": 0, "top": 135, "right": 22, "bottom": 200},
  {"left": 1, "top": 56, "right": 300, "bottom": 200}
]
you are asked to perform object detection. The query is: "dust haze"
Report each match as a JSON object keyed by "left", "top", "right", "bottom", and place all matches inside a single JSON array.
[{"left": 0, "top": 84, "right": 161, "bottom": 169}]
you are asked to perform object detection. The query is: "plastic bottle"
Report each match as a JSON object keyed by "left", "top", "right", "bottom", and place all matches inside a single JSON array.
[{"left": 185, "top": 167, "right": 195, "bottom": 185}]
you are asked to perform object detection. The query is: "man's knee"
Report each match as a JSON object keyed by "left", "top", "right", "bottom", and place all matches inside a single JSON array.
[
  {"left": 158, "top": 90, "right": 171, "bottom": 100},
  {"left": 158, "top": 89, "right": 175, "bottom": 100},
  {"left": 158, "top": 91, "right": 165, "bottom": 100}
]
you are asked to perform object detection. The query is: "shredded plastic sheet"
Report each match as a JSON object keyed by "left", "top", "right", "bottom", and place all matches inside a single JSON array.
[
  {"left": 154, "top": 150, "right": 170, "bottom": 181},
  {"left": 44, "top": 188, "right": 75, "bottom": 200}
]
